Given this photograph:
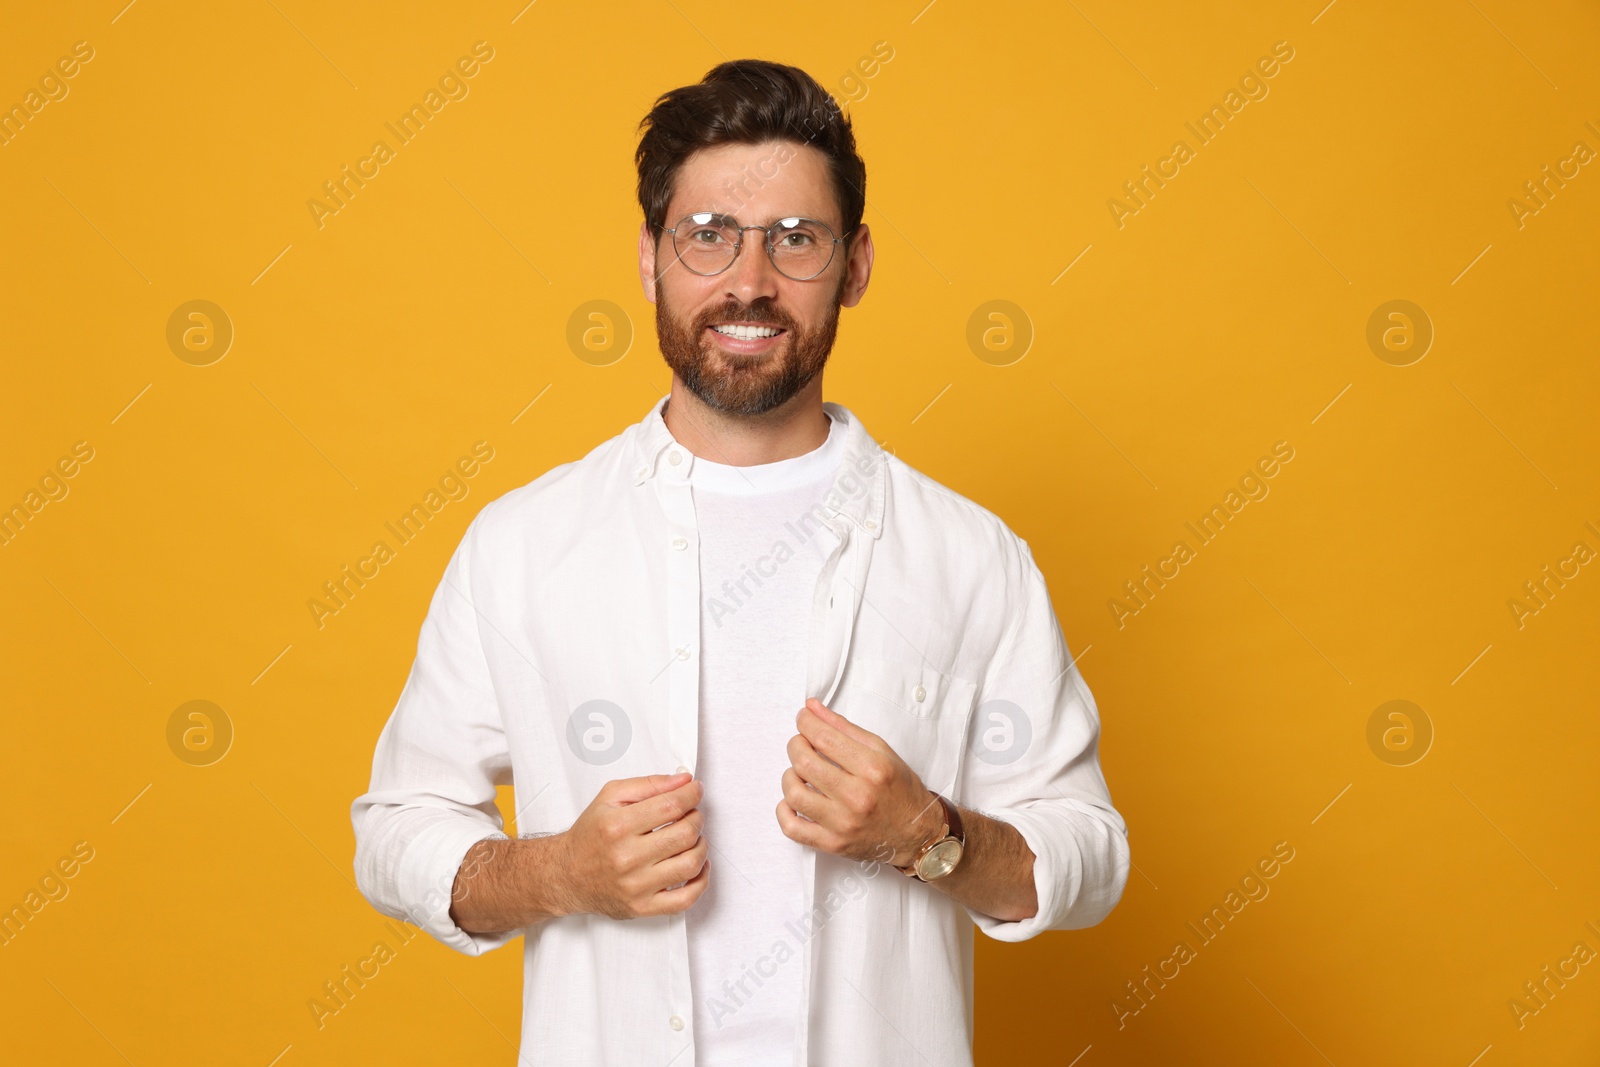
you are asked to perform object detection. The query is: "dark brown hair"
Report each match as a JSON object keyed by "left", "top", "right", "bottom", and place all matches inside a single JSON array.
[{"left": 635, "top": 59, "right": 866, "bottom": 248}]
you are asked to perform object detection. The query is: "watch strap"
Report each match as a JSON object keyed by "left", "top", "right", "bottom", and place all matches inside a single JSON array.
[{"left": 939, "top": 793, "right": 964, "bottom": 844}]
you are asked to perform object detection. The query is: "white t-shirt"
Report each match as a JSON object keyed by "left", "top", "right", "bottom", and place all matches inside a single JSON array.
[{"left": 683, "top": 412, "right": 847, "bottom": 1065}]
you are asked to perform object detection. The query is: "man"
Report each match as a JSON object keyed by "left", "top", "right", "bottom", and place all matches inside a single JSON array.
[{"left": 351, "top": 58, "right": 1128, "bottom": 1066}]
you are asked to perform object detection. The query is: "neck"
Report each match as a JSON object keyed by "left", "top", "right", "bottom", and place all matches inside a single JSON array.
[{"left": 661, "top": 376, "right": 830, "bottom": 466}]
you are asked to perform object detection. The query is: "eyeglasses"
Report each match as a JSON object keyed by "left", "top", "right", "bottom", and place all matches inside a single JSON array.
[{"left": 662, "top": 212, "right": 850, "bottom": 281}]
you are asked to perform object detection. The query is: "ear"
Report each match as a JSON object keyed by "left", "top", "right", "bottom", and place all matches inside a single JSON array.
[
  {"left": 639, "top": 221, "right": 659, "bottom": 304},
  {"left": 839, "top": 224, "right": 874, "bottom": 310}
]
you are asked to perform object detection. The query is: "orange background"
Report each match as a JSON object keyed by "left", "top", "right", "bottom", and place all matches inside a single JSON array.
[{"left": 3, "top": 1, "right": 1598, "bottom": 1064}]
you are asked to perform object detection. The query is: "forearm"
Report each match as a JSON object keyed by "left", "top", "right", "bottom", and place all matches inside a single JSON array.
[
  {"left": 925, "top": 806, "right": 1038, "bottom": 923},
  {"left": 449, "top": 834, "right": 573, "bottom": 934}
]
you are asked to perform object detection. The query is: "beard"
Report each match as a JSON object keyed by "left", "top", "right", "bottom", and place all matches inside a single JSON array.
[{"left": 654, "top": 270, "right": 846, "bottom": 418}]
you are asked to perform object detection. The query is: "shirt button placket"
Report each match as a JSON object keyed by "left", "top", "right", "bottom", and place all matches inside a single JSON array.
[{"left": 657, "top": 443, "right": 700, "bottom": 777}]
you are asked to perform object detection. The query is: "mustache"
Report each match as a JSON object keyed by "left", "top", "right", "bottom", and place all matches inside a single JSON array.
[{"left": 697, "top": 302, "right": 796, "bottom": 331}]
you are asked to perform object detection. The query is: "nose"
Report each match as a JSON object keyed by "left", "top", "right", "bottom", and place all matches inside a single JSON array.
[{"left": 722, "top": 227, "right": 782, "bottom": 306}]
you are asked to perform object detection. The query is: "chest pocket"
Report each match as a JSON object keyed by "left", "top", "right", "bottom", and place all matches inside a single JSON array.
[{"left": 831, "top": 654, "right": 976, "bottom": 797}]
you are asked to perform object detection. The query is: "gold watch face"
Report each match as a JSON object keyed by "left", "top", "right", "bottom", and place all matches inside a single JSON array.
[{"left": 918, "top": 838, "right": 963, "bottom": 880}]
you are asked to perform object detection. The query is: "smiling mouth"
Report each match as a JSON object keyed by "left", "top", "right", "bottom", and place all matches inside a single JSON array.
[{"left": 709, "top": 323, "right": 786, "bottom": 340}]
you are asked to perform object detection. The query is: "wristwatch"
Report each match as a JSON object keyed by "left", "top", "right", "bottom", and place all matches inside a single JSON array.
[{"left": 894, "top": 792, "right": 965, "bottom": 882}]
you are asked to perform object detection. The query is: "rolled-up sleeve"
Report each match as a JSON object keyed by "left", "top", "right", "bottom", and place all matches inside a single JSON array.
[
  {"left": 960, "top": 537, "right": 1130, "bottom": 942},
  {"left": 350, "top": 509, "right": 519, "bottom": 956}
]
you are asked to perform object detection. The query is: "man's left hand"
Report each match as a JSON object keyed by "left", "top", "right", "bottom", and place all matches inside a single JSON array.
[{"left": 776, "top": 696, "right": 945, "bottom": 868}]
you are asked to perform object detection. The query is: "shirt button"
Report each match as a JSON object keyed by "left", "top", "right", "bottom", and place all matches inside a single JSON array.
[
  {"left": 669, "top": 1015, "right": 685, "bottom": 1031},
  {"left": 668, "top": 451, "right": 682, "bottom": 465},
  {"left": 675, "top": 647, "right": 690, "bottom": 660},
  {"left": 671, "top": 537, "right": 688, "bottom": 550},
  {"left": 913, "top": 685, "right": 927, "bottom": 702},
  {"left": 635, "top": 465, "right": 649, "bottom": 480},
  {"left": 865, "top": 519, "right": 877, "bottom": 530}
]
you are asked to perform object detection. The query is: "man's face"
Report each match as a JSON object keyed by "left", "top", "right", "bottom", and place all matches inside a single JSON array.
[{"left": 639, "top": 140, "right": 868, "bottom": 417}]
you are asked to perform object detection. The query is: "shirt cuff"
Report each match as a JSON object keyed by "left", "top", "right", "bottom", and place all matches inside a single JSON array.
[{"left": 397, "top": 818, "right": 521, "bottom": 956}]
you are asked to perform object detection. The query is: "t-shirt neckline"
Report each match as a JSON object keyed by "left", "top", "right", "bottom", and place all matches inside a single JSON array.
[{"left": 678, "top": 411, "right": 843, "bottom": 495}]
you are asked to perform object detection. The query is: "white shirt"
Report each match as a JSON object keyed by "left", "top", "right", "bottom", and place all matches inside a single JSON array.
[
  {"left": 350, "top": 395, "right": 1130, "bottom": 1067},
  {"left": 685, "top": 412, "right": 845, "bottom": 1063}
]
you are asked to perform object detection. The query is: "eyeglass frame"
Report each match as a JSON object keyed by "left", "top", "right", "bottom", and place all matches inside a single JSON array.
[{"left": 660, "top": 211, "right": 854, "bottom": 282}]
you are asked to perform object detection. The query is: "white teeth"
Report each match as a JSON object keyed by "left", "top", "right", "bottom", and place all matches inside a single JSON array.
[{"left": 712, "top": 324, "right": 781, "bottom": 340}]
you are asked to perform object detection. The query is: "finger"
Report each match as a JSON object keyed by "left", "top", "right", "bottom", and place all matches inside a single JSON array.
[
  {"left": 647, "top": 855, "right": 711, "bottom": 916},
  {"left": 641, "top": 807, "right": 703, "bottom": 863},
  {"left": 797, "top": 701, "right": 878, "bottom": 776},
  {"left": 781, "top": 767, "right": 843, "bottom": 828},
  {"left": 775, "top": 797, "right": 830, "bottom": 852},
  {"left": 606, "top": 771, "right": 691, "bottom": 805},
  {"left": 786, "top": 732, "right": 846, "bottom": 797},
  {"left": 647, "top": 835, "right": 709, "bottom": 897},
  {"left": 623, "top": 778, "right": 703, "bottom": 833},
  {"left": 803, "top": 697, "right": 881, "bottom": 743}
]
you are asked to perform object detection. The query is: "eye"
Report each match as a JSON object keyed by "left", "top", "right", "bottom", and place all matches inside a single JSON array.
[{"left": 688, "top": 228, "right": 726, "bottom": 245}]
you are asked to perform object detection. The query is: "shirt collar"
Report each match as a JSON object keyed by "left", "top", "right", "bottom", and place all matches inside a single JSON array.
[{"left": 628, "top": 393, "right": 887, "bottom": 540}]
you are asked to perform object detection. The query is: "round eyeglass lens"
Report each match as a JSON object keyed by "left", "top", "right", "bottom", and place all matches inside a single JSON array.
[{"left": 767, "top": 217, "right": 835, "bottom": 280}]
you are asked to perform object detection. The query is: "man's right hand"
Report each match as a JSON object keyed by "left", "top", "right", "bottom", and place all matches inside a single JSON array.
[{"left": 555, "top": 771, "right": 710, "bottom": 920}]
